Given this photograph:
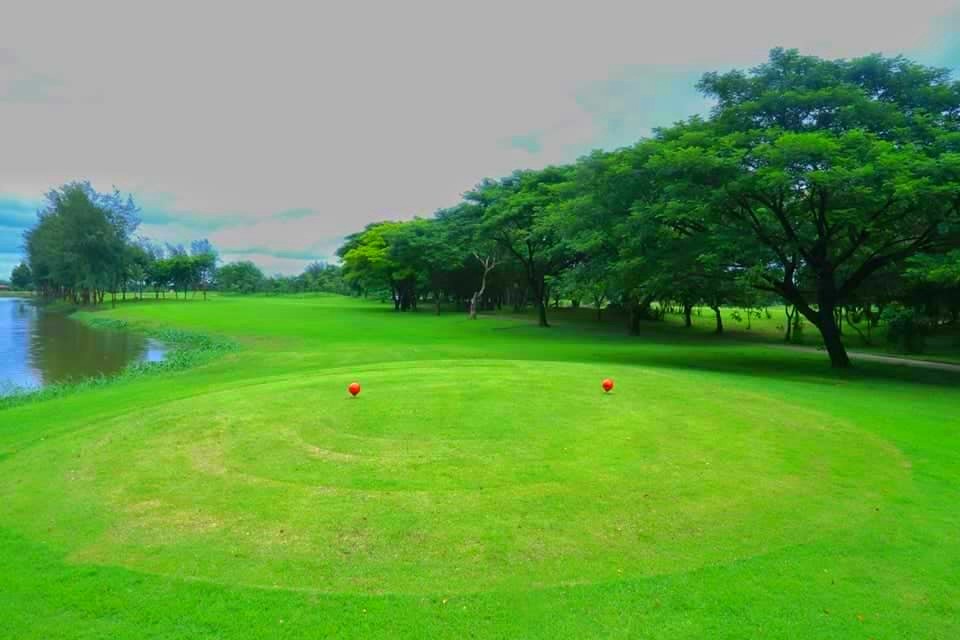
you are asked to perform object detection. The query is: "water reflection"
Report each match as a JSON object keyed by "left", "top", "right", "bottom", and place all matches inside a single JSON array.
[{"left": 0, "top": 297, "right": 164, "bottom": 394}]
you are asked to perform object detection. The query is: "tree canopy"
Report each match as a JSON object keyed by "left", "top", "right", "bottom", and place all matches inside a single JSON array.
[
  {"left": 335, "top": 49, "right": 960, "bottom": 367},
  {"left": 10, "top": 262, "right": 32, "bottom": 290}
]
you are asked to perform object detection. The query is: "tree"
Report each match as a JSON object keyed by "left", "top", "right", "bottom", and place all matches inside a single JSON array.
[
  {"left": 24, "top": 182, "right": 140, "bottom": 305},
  {"left": 902, "top": 250, "right": 960, "bottom": 324},
  {"left": 167, "top": 254, "right": 195, "bottom": 299},
  {"left": 653, "top": 49, "right": 960, "bottom": 367},
  {"left": 10, "top": 262, "right": 32, "bottom": 290},
  {"left": 435, "top": 204, "right": 499, "bottom": 319},
  {"left": 560, "top": 262, "right": 612, "bottom": 321},
  {"left": 190, "top": 239, "right": 219, "bottom": 299},
  {"left": 383, "top": 218, "right": 462, "bottom": 314},
  {"left": 216, "top": 261, "right": 265, "bottom": 294},
  {"left": 338, "top": 222, "right": 419, "bottom": 310},
  {"left": 561, "top": 144, "right": 676, "bottom": 334},
  {"left": 475, "top": 167, "right": 578, "bottom": 327}
]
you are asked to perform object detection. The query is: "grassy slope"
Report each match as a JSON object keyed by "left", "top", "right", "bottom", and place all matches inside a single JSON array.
[{"left": 0, "top": 295, "right": 957, "bottom": 639}]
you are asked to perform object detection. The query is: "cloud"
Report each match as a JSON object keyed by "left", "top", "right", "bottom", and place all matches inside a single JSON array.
[
  {"left": 0, "top": 196, "right": 38, "bottom": 228},
  {"left": 0, "top": 225, "right": 25, "bottom": 250},
  {"left": 1, "top": 0, "right": 958, "bottom": 274},
  {"left": 0, "top": 252, "right": 25, "bottom": 281},
  {"left": 0, "top": 196, "right": 38, "bottom": 276}
]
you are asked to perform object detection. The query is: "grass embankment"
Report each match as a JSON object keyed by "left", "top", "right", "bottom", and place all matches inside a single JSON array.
[{"left": 1, "top": 295, "right": 958, "bottom": 639}]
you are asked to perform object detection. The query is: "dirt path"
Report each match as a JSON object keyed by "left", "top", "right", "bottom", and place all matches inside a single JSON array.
[{"left": 777, "top": 345, "right": 960, "bottom": 372}]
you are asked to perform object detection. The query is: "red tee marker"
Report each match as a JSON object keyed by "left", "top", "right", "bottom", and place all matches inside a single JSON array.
[
  {"left": 602, "top": 378, "right": 614, "bottom": 393},
  {"left": 348, "top": 382, "right": 361, "bottom": 397}
]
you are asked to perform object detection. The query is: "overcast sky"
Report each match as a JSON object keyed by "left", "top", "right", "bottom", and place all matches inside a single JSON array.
[{"left": 3, "top": 0, "right": 960, "bottom": 277}]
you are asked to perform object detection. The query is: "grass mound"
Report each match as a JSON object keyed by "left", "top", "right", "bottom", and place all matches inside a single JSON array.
[{"left": 1, "top": 359, "right": 906, "bottom": 594}]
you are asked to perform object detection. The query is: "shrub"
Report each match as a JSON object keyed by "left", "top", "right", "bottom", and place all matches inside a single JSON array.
[{"left": 883, "top": 307, "right": 929, "bottom": 353}]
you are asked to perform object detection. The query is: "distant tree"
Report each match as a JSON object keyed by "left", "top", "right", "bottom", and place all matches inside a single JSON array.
[
  {"left": 24, "top": 181, "right": 140, "bottom": 305},
  {"left": 299, "top": 262, "right": 348, "bottom": 294},
  {"left": 10, "top": 262, "right": 32, "bottom": 290},
  {"left": 122, "top": 242, "right": 151, "bottom": 300},
  {"left": 190, "top": 239, "right": 218, "bottom": 299},
  {"left": 216, "top": 261, "right": 265, "bottom": 294},
  {"left": 167, "top": 254, "right": 195, "bottom": 298}
]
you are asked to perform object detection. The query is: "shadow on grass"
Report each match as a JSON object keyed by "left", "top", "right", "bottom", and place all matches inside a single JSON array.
[{"left": 479, "top": 310, "right": 960, "bottom": 390}]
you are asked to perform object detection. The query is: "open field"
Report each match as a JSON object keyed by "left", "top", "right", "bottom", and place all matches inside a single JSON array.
[{"left": 1, "top": 295, "right": 958, "bottom": 638}]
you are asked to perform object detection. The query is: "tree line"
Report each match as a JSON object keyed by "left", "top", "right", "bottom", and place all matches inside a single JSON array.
[
  {"left": 20, "top": 182, "right": 218, "bottom": 305},
  {"left": 337, "top": 49, "right": 960, "bottom": 368},
  {"left": 216, "top": 260, "right": 348, "bottom": 295},
  {"left": 16, "top": 182, "right": 347, "bottom": 303}
]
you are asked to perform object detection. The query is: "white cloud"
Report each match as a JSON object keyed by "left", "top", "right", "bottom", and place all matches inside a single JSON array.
[{"left": 1, "top": 0, "right": 958, "bottom": 273}]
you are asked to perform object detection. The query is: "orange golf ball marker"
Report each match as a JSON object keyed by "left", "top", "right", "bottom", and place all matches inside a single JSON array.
[
  {"left": 602, "top": 378, "right": 614, "bottom": 393},
  {"left": 348, "top": 382, "right": 361, "bottom": 396}
]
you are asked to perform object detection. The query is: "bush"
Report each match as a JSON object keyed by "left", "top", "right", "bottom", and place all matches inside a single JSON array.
[{"left": 883, "top": 307, "right": 929, "bottom": 353}]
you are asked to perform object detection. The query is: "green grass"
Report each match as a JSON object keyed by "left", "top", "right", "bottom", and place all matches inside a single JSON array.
[{"left": 1, "top": 294, "right": 958, "bottom": 638}]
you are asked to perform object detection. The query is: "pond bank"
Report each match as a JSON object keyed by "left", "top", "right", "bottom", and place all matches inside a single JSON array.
[{"left": 0, "top": 309, "right": 235, "bottom": 409}]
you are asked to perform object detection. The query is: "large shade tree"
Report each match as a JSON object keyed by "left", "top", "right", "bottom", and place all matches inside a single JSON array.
[
  {"left": 474, "top": 167, "right": 579, "bottom": 327},
  {"left": 652, "top": 49, "right": 960, "bottom": 367}
]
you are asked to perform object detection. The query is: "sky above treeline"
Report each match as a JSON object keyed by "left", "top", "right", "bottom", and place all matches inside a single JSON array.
[{"left": 2, "top": 0, "right": 960, "bottom": 278}]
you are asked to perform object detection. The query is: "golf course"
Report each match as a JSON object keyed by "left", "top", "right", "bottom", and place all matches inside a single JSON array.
[{"left": 1, "top": 294, "right": 957, "bottom": 638}]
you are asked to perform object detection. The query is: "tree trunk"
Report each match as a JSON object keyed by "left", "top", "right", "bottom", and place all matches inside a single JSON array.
[
  {"left": 683, "top": 303, "right": 693, "bottom": 328},
  {"left": 712, "top": 305, "right": 723, "bottom": 334},
  {"left": 530, "top": 274, "right": 549, "bottom": 327},
  {"left": 628, "top": 304, "right": 642, "bottom": 336},
  {"left": 627, "top": 296, "right": 653, "bottom": 335},
  {"left": 470, "top": 271, "right": 489, "bottom": 320},
  {"left": 811, "top": 275, "right": 851, "bottom": 368},
  {"left": 784, "top": 305, "right": 795, "bottom": 342},
  {"left": 818, "top": 303, "right": 850, "bottom": 368},
  {"left": 537, "top": 298, "right": 549, "bottom": 327}
]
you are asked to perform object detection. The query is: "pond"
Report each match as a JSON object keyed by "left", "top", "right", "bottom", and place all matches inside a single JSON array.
[{"left": 0, "top": 297, "right": 165, "bottom": 395}]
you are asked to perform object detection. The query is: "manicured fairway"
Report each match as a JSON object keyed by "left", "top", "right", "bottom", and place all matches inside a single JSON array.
[{"left": 1, "top": 295, "right": 958, "bottom": 638}]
